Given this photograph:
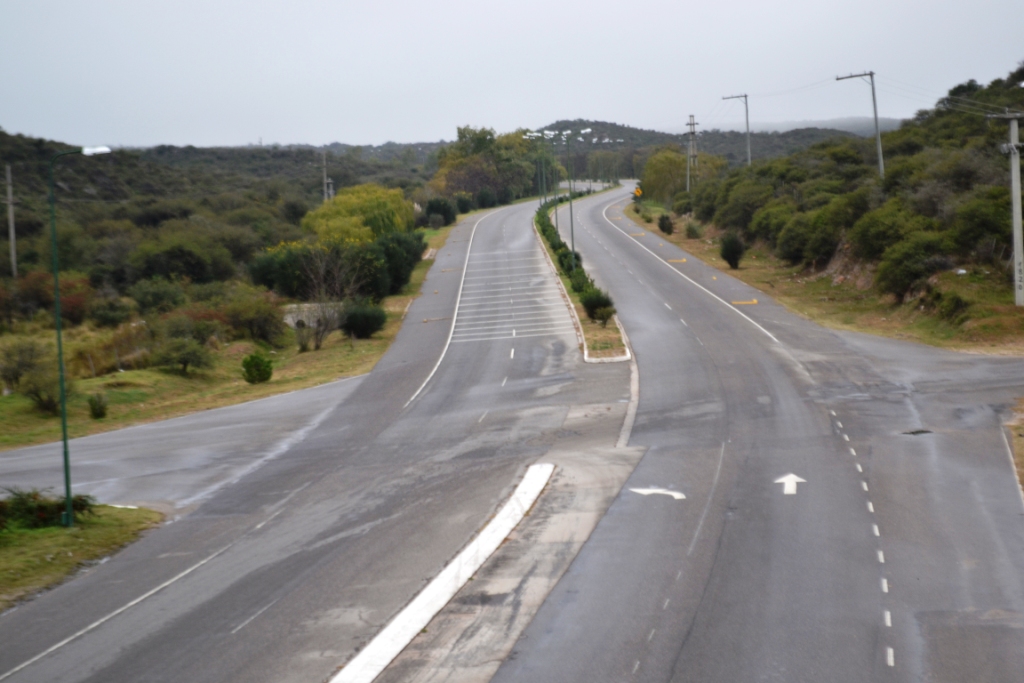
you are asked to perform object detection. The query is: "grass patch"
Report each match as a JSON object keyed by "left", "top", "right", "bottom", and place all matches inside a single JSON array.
[
  {"left": 621, "top": 206, "right": 1024, "bottom": 354},
  {"left": 0, "top": 505, "right": 162, "bottom": 611},
  {"left": 0, "top": 225, "right": 457, "bottom": 452},
  {"left": 533, "top": 221, "right": 627, "bottom": 359}
]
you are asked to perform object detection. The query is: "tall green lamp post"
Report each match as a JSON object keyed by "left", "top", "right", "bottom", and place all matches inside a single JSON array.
[{"left": 49, "top": 145, "right": 111, "bottom": 527}]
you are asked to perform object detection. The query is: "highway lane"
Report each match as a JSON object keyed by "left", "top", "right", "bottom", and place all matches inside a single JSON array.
[
  {"left": 0, "top": 198, "right": 631, "bottom": 683},
  {"left": 493, "top": 188, "right": 1024, "bottom": 682}
]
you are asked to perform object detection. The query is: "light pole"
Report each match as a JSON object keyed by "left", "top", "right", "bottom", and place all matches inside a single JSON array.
[
  {"left": 49, "top": 145, "right": 111, "bottom": 526},
  {"left": 723, "top": 94, "right": 751, "bottom": 166}
]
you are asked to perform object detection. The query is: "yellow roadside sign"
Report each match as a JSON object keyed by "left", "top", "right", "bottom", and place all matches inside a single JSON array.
[{"left": 634, "top": 188, "right": 642, "bottom": 196}]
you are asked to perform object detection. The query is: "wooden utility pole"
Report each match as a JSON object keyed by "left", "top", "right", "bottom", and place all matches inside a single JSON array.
[{"left": 5, "top": 164, "right": 15, "bottom": 279}]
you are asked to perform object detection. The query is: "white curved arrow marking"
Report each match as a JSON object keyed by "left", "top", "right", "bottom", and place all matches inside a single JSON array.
[
  {"left": 774, "top": 474, "right": 806, "bottom": 495},
  {"left": 630, "top": 487, "right": 686, "bottom": 500}
]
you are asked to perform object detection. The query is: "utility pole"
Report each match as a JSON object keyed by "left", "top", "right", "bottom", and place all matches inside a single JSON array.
[
  {"left": 837, "top": 71, "right": 884, "bottom": 179},
  {"left": 685, "top": 115, "right": 699, "bottom": 192},
  {"left": 322, "top": 149, "right": 329, "bottom": 203},
  {"left": 5, "top": 164, "right": 15, "bottom": 279},
  {"left": 990, "top": 112, "right": 1024, "bottom": 305},
  {"left": 723, "top": 94, "right": 751, "bottom": 166}
]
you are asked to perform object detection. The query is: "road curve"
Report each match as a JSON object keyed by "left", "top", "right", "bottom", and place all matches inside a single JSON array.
[
  {"left": 0, "top": 198, "right": 631, "bottom": 683},
  {"left": 492, "top": 187, "right": 1024, "bottom": 683}
]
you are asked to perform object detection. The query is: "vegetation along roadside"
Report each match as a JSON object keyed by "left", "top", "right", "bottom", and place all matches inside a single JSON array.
[{"left": 631, "top": 60, "right": 1024, "bottom": 354}]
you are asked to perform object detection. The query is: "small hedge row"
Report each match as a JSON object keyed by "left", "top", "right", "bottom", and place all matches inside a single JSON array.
[{"left": 535, "top": 197, "right": 616, "bottom": 324}]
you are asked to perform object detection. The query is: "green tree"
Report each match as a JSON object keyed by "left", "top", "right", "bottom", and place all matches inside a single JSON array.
[
  {"left": 153, "top": 338, "right": 213, "bottom": 375},
  {"left": 642, "top": 150, "right": 687, "bottom": 204}
]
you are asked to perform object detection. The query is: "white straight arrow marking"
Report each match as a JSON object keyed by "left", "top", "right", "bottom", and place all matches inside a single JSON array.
[
  {"left": 630, "top": 487, "right": 686, "bottom": 500},
  {"left": 774, "top": 474, "right": 806, "bottom": 495}
]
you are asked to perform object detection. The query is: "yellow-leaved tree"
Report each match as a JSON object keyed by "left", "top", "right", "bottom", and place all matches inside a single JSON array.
[{"left": 301, "top": 184, "right": 414, "bottom": 245}]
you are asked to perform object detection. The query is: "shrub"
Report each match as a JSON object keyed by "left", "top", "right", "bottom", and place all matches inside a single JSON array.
[
  {"left": 129, "top": 278, "right": 185, "bottom": 314},
  {"left": 223, "top": 287, "right": 287, "bottom": 345},
  {"left": 0, "top": 498, "right": 7, "bottom": 532},
  {"left": 242, "top": 353, "right": 273, "bottom": 384},
  {"left": 295, "top": 320, "right": 313, "bottom": 352},
  {"left": 341, "top": 302, "right": 387, "bottom": 338},
  {"left": 685, "top": 222, "right": 703, "bottom": 239},
  {"left": 476, "top": 187, "right": 497, "bottom": 209},
  {"left": 937, "top": 291, "right": 971, "bottom": 323},
  {"left": 569, "top": 269, "right": 593, "bottom": 293},
  {"left": 749, "top": 202, "right": 796, "bottom": 244},
  {"left": 640, "top": 210, "right": 653, "bottom": 223},
  {"left": 2, "top": 487, "right": 96, "bottom": 528},
  {"left": 776, "top": 213, "right": 814, "bottom": 265},
  {"left": 557, "top": 250, "right": 582, "bottom": 274},
  {"left": 20, "top": 360, "right": 68, "bottom": 415},
  {"left": 153, "top": 338, "right": 213, "bottom": 375},
  {"left": 594, "top": 306, "right": 616, "bottom": 327},
  {"left": 875, "top": 232, "right": 947, "bottom": 297},
  {"left": 89, "top": 296, "right": 135, "bottom": 327},
  {"left": 88, "top": 393, "right": 108, "bottom": 419},
  {"left": 425, "top": 198, "right": 457, "bottom": 226},
  {"left": 672, "top": 193, "right": 692, "bottom": 215},
  {"left": 454, "top": 192, "right": 474, "bottom": 213},
  {"left": 580, "top": 288, "right": 614, "bottom": 320},
  {"left": 658, "top": 214, "right": 674, "bottom": 235},
  {"left": 720, "top": 232, "right": 746, "bottom": 269},
  {"left": 1, "top": 339, "right": 48, "bottom": 389},
  {"left": 376, "top": 231, "right": 425, "bottom": 295}
]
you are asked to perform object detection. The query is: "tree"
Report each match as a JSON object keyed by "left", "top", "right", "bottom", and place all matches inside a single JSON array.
[
  {"left": 153, "top": 338, "right": 212, "bottom": 375},
  {"left": 642, "top": 150, "right": 688, "bottom": 204},
  {"left": 19, "top": 359, "right": 69, "bottom": 415},
  {"left": 302, "top": 184, "right": 414, "bottom": 240},
  {"left": 1, "top": 339, "right": 48, "bottom": 390}
]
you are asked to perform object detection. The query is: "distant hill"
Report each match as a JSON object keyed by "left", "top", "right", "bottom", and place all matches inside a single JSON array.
[
  {"left": 754, "top": 116, "right": 904, "bottom": 137},
  {"left": 539, "top": 119, "right": 854, "bottom": 165}
]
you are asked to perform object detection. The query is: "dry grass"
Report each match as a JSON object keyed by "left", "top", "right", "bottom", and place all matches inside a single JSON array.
[
  {"left": 0, "top": 505, "right": 162, "bottom": 612},
  {"left": 0, "top": 225, "right": 456, "bottom": 452}
]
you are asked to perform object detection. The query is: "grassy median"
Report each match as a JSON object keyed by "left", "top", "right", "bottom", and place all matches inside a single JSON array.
[{"left": 0, "top": 505, "right": 162, "bottom": 612}]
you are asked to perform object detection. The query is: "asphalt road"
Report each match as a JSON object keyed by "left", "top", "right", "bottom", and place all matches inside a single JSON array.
[
  {"left": 0, "top": 198, "right": 630, "bottom": 683},
  {"left": 492, "top": 187, "right": 1024, "bottom": 683}
]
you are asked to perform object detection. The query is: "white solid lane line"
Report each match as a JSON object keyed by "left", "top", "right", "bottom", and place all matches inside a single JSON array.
[
  {"left": 0, "top": 544, "right": 234, "bottom": 681},
  {"left": 687, "top": 442, "right": 726, "bottom": 556},
  {"left": 329, "top": 464, "right": 555, "bottom": 683}
]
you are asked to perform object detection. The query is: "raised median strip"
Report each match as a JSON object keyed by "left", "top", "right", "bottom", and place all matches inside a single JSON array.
[{"left": 329, "top": 463, "right": 555, "bottom": 683}]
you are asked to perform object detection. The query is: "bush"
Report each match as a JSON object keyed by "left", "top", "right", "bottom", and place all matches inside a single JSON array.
[
  {"left": 129, "top": 278, "right": 185, "bottom": 314},
  {"left": 223, "top": 287, "right": 287, "bottom": 345},
  {"left": 685, "top": 222, "right": 703, "bottom": 239},
  {"left": 89, "top": 296, "right": 135, "bottom": 327},
  {"left": 476, "top": 187, "right": 497, "bottom": 209},
  {"left": 0, "top": 498, "right": 7, "bottom": 532},
  {"left": 19, "top": 360, "right": 68, "bottom": 415},
  {"left": 580, "top": 288, "right": 614, "bottom": 320},
  {"left": 658, "top": 214, "right": 674, "bottom": 235},
  {"left": 2, "top": 487, "right": 96, "bottom": 528},
  {"left": 1, "top": 339, "right": 48, "bottom": 389},
  {"left": 569, "top": 269, "right": 593, "bottom": 293},
  {"left": 672, "top": 193, "right": 692, "bottom": 215},
  {"left": 557, "top": 250, "right": 582, "bottom": 274},
  {"left": 341, "top": 302, "right": 387, "bottom": 339},
  {"left": 594, "top": 306, "right": 616, "bottom": 327},
  {"left": 937, "top": 291, "right": 971, "bottom": 323},
  {"left": 295, "top": 319, "right": 313, "bottom": 352},
  {"left": 425, "top": 198, "right": 457, "bottom": 226},
  {"left": 640, "top": 210, "right": 653, "bottom": 223},
  {"left": 152, "top": 338, "right": 213, "bottom": 375},
  {"left": 875, "top": 232, "right": 947, "bottom": 297},
  {"left": 720, "top": 232, "right": 746, "bottom": 269},
  {"left": 242, "top": 353, "right": 273, "bottom": 384},
  {"left": 88, "top": 393, "right": 108, "bottom": 419},
  {"left": 454, "top": 193, "right": 474, "bottom": 213},
  {"left": 376, "top": 231, "right": 425, "bottom": 295},
  {"left": 776, "top": 213, "right": 814, "bottom": 265}
]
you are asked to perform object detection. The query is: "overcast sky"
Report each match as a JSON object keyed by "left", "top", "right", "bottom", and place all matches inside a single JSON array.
[{"left": 1, "top": 0, "right": 1020, "bottom": 148}]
